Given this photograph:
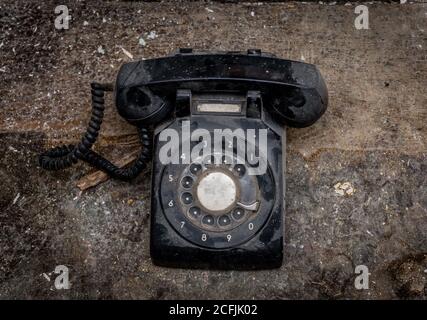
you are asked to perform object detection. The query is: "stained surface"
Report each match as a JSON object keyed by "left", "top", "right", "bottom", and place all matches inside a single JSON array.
[{"left": 0, "top": 1, "right": 426, "bottom": 299}]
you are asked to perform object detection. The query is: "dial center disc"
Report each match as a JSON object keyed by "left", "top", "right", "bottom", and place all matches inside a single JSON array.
[{"left": 196, "top": 171, "right": 237, "bottom": 212}]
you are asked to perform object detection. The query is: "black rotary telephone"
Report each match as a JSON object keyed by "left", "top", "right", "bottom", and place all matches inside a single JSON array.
[{"left": 40, "top": 49, "right": 328, "bottom": 270}]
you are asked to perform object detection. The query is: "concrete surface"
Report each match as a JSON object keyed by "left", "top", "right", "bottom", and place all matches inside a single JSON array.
[{"left": 0, "top": 0, "right": 426, "bottom": 299}]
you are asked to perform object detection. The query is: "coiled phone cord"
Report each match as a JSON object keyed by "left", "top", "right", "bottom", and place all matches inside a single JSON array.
[{"left": 39, "top": 82, "right": 152, "bottom": 180}]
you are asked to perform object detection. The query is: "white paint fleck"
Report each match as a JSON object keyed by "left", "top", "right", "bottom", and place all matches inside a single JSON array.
[
  {"left": 334, "top": 182, "right": 355, "bottom": 196},
  {"left": 147, "top": 31, "right": 158, "bottom": 40},
  {"left": 97, "top": 45, "right": 105, "bottom": 55},
  {"left": 138, "top": 37, "right": 146, "bottom": 46},
  {"left": 8, "top": 146, "right": 18, "bottom": 152},
  {"left": 121, "top": 47, "right": 133, "bottom": 59},
  {"left": 12, "top": 193, "right": 20, "bottom": 205}
]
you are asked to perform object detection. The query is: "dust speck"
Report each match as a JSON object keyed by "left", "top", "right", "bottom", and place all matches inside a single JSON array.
[{"left": 334, "top": 182, "right": 355, "bottom": 196}]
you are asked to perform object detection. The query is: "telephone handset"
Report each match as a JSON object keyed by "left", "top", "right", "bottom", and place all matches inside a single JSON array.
[{"left": 40, "top": 49, "right": 327, "bottom": 269}]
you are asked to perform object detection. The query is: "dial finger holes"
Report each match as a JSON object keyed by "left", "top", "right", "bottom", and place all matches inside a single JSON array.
[
  {"left": 232, "top": 208, "right": 245, "bottom": 220},
  {"left": 181, "top": 176, "right": 194, "bottom": 188},
  {"left": 234, "top": 164, "right": 246, "bottom": 176},
  {"left": 202, "top": 215, "right": 215, "bottom": 226},
  {"left": 181, "top": 192, "right": 193, "bottom": 205},
  {"left": 188, "top": 206, "right": 201, "bottom": 219},
  {"left": 190, "top": 163, "right": 202, "bottom": 175},
  {"left": 218, "top": 215, "right": 231, "bottom": 227}
]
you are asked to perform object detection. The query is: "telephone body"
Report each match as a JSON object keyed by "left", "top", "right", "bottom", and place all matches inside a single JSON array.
[{"left": 40, "top": 49, "right": 328, "bottom": 270}]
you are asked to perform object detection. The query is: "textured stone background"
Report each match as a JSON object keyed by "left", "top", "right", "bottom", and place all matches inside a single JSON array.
[{"left": 0, "top": 0, "right": 426, "bottom": 299}]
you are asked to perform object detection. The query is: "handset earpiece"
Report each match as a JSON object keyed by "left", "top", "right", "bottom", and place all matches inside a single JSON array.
[
  {"left": 116, "top": 86, "right": 173, "bottom": 125},
  {"left": 265, "top": 65, "right": 328, "bottom": 128}
]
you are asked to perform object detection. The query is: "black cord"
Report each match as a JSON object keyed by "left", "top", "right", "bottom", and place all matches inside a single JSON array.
[{"left": 39, "top": 82, "right": 152, "bottom": 181}]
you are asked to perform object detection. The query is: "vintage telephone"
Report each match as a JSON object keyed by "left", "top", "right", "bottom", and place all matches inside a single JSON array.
[{"left": 39, "top": 49, "right": 327, "bottom": 270}]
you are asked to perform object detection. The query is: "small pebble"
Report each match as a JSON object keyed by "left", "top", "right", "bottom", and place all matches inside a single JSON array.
[
  {"left": 147, "top": 31, "right": 157, "bottom": 40},
  {"left": 97, "top": 45, "right": 105, "bottom": 55}
]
